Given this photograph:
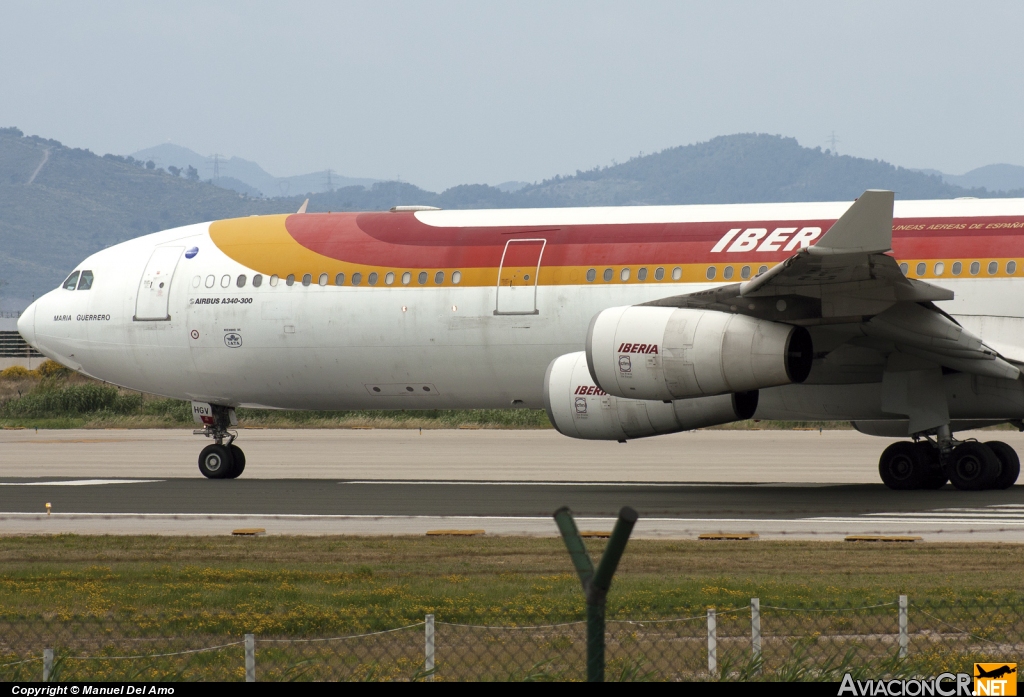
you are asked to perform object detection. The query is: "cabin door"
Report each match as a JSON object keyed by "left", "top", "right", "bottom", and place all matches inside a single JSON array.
[
  {"left": 134, "top": 246, "right": 183, "bottom": 321},
  {"left": 495, "top": 238, "right": 546, "bottom": 315}
]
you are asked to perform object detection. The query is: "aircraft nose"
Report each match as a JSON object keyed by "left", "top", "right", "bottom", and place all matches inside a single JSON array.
[{"left": 17, "top": 301, "right": 37, "bottom": 348}]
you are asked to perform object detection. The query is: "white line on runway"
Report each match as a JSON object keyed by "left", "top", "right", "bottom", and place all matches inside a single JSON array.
[
  {"left": 0, "top": 479, "right": 162, "bottom": 487},
  {"left": 340, "top": 480, "right": 833, "bottom": 487},
  {"left": 2, "top": 511, "right": 1024, "bottom": 527}
]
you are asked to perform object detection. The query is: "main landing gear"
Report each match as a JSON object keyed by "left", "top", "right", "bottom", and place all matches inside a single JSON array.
[
  {"left": 879, "top": 432, "right": 1020, "bottom": 491},
  {"left": 195, "top": 405, "right": 246, "bottom": 479}
]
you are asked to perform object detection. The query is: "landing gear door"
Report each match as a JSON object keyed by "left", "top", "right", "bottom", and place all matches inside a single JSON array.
[
  {"left": 134, "top": 246, "right": 184, "bottom": 321},
  {"left": 495, "top": 238, "right": 546, "bottom": 315}
]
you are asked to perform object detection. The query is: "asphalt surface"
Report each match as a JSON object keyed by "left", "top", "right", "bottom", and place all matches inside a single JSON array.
[
  {"left": 3, "top": 429, "right": 1023, "bottom": 540},
  {"left": 0, "top": 478, "right": 1020, "bottom": 518}
]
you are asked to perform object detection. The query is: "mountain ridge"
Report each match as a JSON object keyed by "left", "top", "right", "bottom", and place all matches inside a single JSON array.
[{"left": 130, "top": 143, "right": 381, "bottom": 198}]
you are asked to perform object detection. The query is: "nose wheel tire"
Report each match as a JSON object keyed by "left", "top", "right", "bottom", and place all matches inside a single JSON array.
[
  {"left": 878, "top": 442, "right": 930, "bottom": 490},
  {"left": 947, "top": 442, "right": 1000, "bottom": 491},
  {"left": 198, "top": 444, "right": 234, "bottom": 479},
  {"left": 985, "top": 440, "right": 1020, "bottom": 489}
]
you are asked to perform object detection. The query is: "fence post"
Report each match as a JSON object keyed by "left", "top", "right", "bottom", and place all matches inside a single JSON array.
[
  {"left": 707, "top": 608, "right": 717, "bottom": 676},
  {"left": 425, "top": 614, "right": 435, "bottom": 680},
  {"left": 898, "top": 595, "right": 908, "bottom": 659},
  {"left": 554, "top": 505, "right": 638, "bottom": 682},
  {"left": 751, "top": 597, "right": 761, "bottom": 671},
  {"left": 244, "top": 633, "right": 255, "bottom": 682},
  {"left": 43, "top": 648, "right": 53, "bottom": 681}
]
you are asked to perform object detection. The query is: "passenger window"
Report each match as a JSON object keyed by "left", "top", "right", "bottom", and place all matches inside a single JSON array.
[
  {"left": 916, "top": 262, "right": 926, "bottom": 276},
  {"left": 952, "top": 261, "right": 962, "bottom": 275},
  {"left": 270, "top": 274, "right": 279, "bottom": 287},
  {"left": 434, "top": 271, "right": 444, "bottom": 284},
  {"left": 706, "top": 266, "right": 716, "bottom": 280},
  {"left": 723, "top": 266, "right": 734, "bottom": 280},
  {"left": 620, "top": 268, "right": 630, "bottom": 281},
  {"left": 253, "top": 274, "right": 263, "bottom": 288},
  {"left": 672, "top": 267, "right": 682, "bottom": 280},
  {"left": 402, "top": 272, "right": 411, "bottom": 285},
  {"left": 637, "top": 267, "right": 648, "bottom": 281},
  {"left": 757, "top": 265, "right": 768, "bottom": 276},
  {"left": 1008, "top": 261, "right": 1018, "bottom": 275},
  {"left": 77, "top": 270, "right": 94, "bottom": 290},
  {"left": 302, "top": 273, "right": 312, "bottom": 286},
  {"left": 286, "top": 274, "right": 295, "bottom": 286},
  {"left": 221, "top": 275, "right": 230, "bottom": 288},
  {"left": 586, "top": 268, "right": 596, "bottom": 282},
  {"left": 899, "top": 263, "right": 909, "bottom": 275},
  {"left": 988, "top": 261, "right": 998, "bottom": 275},
  {"left": 741, "top": 266, "right": 750, "bottom": 279},
  {"left": 205, "top": 275, "right": 216, "bottom": 288},
  {"left": 970, "top": 261, "right": 980, "bottom": 275},
  {"left": 603, "top": 268, "right": 613, "bottom": 282},
  {"left": 654, "top": 267, "right": 665, "bottom": 281},
  {"left": 452, "top": 271, "right": 462, "bottom": 284},
  {"left": 319, "top": 273, "right": 328, "bottom": 286},
  {"left": 934, "top": 262, "right": 945, "bottom": 276},
  {"left": 62, "top": 271, "right": 80, "bottom": 290},
  {"left": 369, "top": 272, "right": 378, "bottom": 286},
  {"left": 192, "top": 275, "right": 201, "bottom": 288},
  {"left": 385, "top": 272, "right": 395, "bottom": 285},
  {"left": 418, "top": 271, "right": 428, "bottom": 285},
  {"left": 352, "top": 273, "right": 362, "bottom": 286},
  {"left": 335, "top": 273, "right": 345, "bottom": 286},
  {"left": 236, "top": 274, "right": 246, "bottom": 288}
]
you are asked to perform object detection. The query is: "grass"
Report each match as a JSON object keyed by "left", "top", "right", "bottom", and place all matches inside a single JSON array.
[
  {"left": 2, "top": 536, "right": 1023, "bottom": 627},
  {"left": 2, "top": 536, "right": 1021, "bottom": 681}
]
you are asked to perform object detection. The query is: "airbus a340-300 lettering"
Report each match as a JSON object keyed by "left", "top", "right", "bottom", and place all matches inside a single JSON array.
[{"left": 17, "top": 191, "right": 1024, "bottom": 489}]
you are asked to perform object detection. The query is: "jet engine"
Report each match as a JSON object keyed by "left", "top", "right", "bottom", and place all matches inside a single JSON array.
[
  {"left": 586, "top": 306, "right": 812, "bottom": 401},
  {"left": 544, "top": 351, "right": 758, "bottom": 440}
]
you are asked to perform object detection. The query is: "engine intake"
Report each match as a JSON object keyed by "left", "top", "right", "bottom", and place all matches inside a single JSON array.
[
  {"left": 586, "top": 306, "right": 811, "bottom": 401},
  {"left": 544, "top": 351, "right": 758, "bottom": 441}
]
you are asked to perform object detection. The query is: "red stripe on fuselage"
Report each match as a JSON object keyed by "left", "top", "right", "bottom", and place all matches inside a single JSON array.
[{"left": 281, "top": 213, "right": 1024, "bottom": 267}]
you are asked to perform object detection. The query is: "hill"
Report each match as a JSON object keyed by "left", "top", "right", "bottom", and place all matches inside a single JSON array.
[
  {"left": 510, "top": 134, "right": 1003, "bottom": 206},
  {"left": 917, "top": 164, "right": 1024, "bottom": 193},
  {"left": 131, "top": 143, "right": 380, "bottom": 197},
  {"left": 0, "top": 128, "right": 298, "bottom": 307},
  {"left": 2, "top": 128, "right": 1021, "bottom": 307}
]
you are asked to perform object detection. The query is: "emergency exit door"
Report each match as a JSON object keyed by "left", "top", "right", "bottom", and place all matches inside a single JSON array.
[
  {"left": 134, "top": 246, "right": 183, "bottom": 321},
  {"left": 495, "top": 238, "right": 546, "bottom": 315}
]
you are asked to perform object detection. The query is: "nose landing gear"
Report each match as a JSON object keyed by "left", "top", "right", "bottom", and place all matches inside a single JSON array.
[{"left": 194, "top": 405, "right": 246, "bottom": 479}]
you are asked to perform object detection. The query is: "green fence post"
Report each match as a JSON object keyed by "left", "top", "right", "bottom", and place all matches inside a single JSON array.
[{"left": 554, "top": 505, "right": 638, "bottom": 682}]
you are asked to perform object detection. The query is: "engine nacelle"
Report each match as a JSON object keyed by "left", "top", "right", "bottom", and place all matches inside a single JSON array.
[
  {"left": 586, "top": 306, "right": 812, "bottom": 401},
  {"left": 544, "top": 351, "right": 758, "bottom": 440}
]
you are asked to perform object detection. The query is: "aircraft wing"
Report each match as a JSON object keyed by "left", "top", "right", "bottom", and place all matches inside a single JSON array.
[{"left": 643, "top": 190, "right": 1020, "bottom": 380}]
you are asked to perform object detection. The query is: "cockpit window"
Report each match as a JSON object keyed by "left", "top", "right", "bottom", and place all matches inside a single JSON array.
[
  {"left": 77, "top": 270, "right": 94, "bottom": 290},
  {"left": 62, "top": 271, "right": 80, "bottom": 290}
]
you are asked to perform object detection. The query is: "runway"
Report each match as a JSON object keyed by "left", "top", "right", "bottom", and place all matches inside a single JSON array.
[{"left": 2, "top": 429, "right": 1023, "bottom": 541}]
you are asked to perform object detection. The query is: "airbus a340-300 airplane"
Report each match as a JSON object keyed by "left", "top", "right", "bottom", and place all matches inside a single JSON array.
[{"left": 17, "top": 190, "right": 1024, "bottom": 490}]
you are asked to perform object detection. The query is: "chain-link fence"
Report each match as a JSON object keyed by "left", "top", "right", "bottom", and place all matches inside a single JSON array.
[{"left": 1, "top": 598, "right": 1019, "bottom": 681}]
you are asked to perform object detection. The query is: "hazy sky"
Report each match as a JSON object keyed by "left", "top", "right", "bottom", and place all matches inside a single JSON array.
[{"left": 2, "top": 1, "right": 1021, "bottom": 191}]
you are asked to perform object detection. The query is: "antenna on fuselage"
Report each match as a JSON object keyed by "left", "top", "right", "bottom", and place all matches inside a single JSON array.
[{"left": 296, "top": 198, "right": 309, "bottom": 214}]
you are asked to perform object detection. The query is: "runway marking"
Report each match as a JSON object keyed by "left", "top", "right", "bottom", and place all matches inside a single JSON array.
[
  {"left": 1, "top": 512, "right": 1023, "bottom": 527},
  {"left": 340, "top": 480, "right": 833, "bottom": 487},
  {"left": 0, "top": 479, "right": 162, "bottom": 487},
  {"left": 20, "top": 439, "right": 132, "bottom": 444}
]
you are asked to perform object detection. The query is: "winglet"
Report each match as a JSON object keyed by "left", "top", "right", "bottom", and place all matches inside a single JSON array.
[
  {"left": 808, "top": 190, "right": 893, "bottom": 255},
  {"left": 297, "top": 198, "right": 309, "bottom": 214}
]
